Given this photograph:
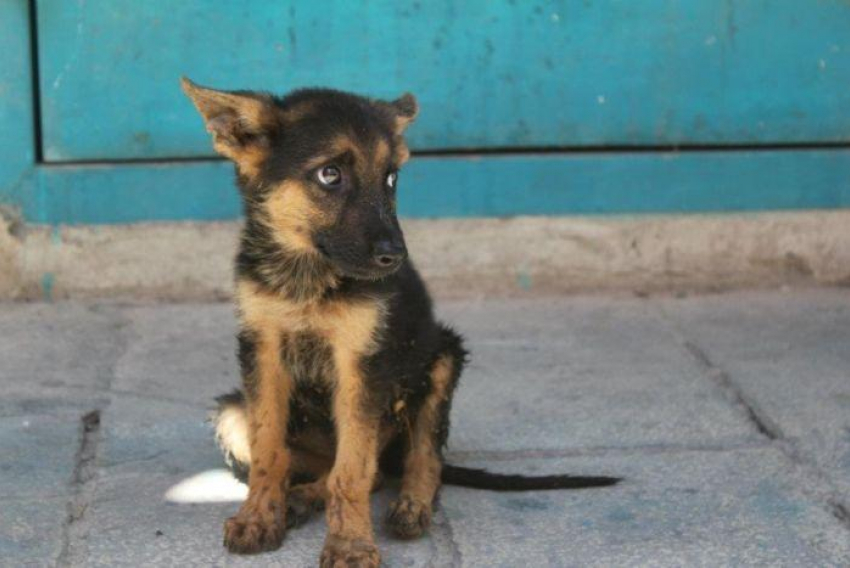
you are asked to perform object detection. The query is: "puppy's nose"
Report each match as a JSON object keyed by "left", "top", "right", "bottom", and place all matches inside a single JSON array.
[{"left": 372, "top": 240, "right": 407, "bottom": 268}]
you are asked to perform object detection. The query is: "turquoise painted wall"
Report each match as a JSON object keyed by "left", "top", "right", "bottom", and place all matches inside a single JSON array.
[{"left": 2, "top": 0, "right": 850, "bottom": 225}]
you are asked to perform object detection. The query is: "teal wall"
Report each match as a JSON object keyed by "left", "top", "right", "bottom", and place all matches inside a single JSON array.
[{"left": 2, "top": 1, "right": 850, "bottom": 225}]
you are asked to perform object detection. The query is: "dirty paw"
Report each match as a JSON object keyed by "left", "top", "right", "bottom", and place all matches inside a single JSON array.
[
  {"left": 320, "top": 535, "right": 380, "bottom": 568},
  {"left": 223, "top": 502, "right": 286, "bottom": 554},
  {"left": 385, "top": 495, "right": 431, "bottom": 539}
]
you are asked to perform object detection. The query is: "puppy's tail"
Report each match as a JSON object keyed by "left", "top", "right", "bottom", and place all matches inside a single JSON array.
[
  {"left": 212, "top": 390, "right": 251, "bottom": 483},
  {"left": 213, "top": 389, "right": 621, "bottom": 491},
  {"left": 441, "top": 464, "right": 620, "bottom": 491}
]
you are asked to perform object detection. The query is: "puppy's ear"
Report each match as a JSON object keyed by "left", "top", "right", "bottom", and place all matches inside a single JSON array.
[
  {"left": 180, "top": 77, "right": 273, "bottom": 171},
  {"left": 383, "top": 92, "right": 419, "bottom": 134}
]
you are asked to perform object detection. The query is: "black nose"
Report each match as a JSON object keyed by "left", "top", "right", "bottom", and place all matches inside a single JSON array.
[{"left": 372, "top": 240, "right": 407, "bottom": 269}]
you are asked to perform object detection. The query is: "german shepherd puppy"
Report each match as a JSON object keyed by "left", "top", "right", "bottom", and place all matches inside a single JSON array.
[{"left": 182, "top": 78, "right": 618, "bottom": 567}]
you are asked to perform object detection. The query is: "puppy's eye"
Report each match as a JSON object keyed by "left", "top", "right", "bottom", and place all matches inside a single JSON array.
[
  {"left": 386, "top": 172, "right": 398, "bottom": 188},
  {"left": 317, "top": 165, "right": 342, "bottom": 187}
]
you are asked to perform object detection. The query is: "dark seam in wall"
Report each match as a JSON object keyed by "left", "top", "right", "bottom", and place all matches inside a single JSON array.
[
  {"left": 28, "top": 0, "right": 44, "bottom": 163},
  {"left": 414, "top": 141, "right": 850, "bottom": 156},
  {"left": 35, "top": 141, "right": 850, "bottom": 167}
]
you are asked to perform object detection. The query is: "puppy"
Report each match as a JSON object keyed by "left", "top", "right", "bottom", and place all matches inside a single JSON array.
[{"left": 182, "top": 78, "right": 618, "bottom": 567}]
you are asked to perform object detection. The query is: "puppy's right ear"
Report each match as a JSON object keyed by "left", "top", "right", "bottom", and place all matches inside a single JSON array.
[
  {"left": 386, "top": 93, "right": 419, "bottom": 134},
  {"left": 180, "top": 77, "right": 273, "bottom": 172}
]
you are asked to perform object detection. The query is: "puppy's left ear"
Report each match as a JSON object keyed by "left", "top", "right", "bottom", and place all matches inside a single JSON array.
[
  {"left": 180, "top": 76, "right": 274, "bottom": 172},
  {"left": 383, "top": 93, "right": 419, "bottom": 134}
]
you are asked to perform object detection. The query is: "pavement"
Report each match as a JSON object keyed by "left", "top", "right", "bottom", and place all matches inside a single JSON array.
[{"left": 1, "top": 289, "right": 849, "bottom": 567}]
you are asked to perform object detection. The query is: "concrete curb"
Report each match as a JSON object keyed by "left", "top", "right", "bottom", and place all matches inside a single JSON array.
[{"left": 2, "top": 211, "right": 849, "bottom": 301}]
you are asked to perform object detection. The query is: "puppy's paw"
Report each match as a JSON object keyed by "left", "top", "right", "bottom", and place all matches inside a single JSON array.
[
  {"left": 223, "top": 498, "right": 286, "bottom": 554},
  {"left": 285, "top": 485, "right": 325, "bottom": 529},
  {"left": 385, "top": 495, "right": 432, "bottom": 539},
  {"left": 320, "top": 535, "right": 380, "bottom": 568}
]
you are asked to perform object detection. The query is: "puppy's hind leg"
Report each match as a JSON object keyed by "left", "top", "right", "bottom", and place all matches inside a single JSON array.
[{"left": 386, "top": 327, "right": 465, "bottom": 539}]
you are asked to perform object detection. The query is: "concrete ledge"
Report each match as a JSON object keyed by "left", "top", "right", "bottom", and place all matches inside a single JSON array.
[{"left": 2, "top": 211, "right": 849, "bottom": 300}]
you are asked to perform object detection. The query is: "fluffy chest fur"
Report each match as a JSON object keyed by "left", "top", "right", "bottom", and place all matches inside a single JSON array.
[{"left": 237, "top": 278, "right": 385, "bottom": 384}]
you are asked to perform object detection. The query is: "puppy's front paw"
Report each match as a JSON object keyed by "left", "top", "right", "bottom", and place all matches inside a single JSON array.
[
  {"left": 223, "top": 497, "right": 286, "bottom": 554},
  {"left": 385, "top": 495, "right": 432, "bottom": 539},
  {"left": 320, "top": 535, "right": 380, "bottom": 568}
]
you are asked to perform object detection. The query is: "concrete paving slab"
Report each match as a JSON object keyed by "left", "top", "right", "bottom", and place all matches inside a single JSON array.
[
  {"left": 658, "top": 290, "right": 850, "bottom": 498},
  {"left": 0, "top": 400, "right": 91, "bottom": 567},
  {"left": 438, "top": 298, "right": 759, "bottom": 452},
  {"left": 97, "top": 396, "right": 221, "bottom": 478},
  {"left": 83, "top": 475, "right": 434, "bottom": 568},
  {"left": 0, "top": 496, "right": 69, "bottom": 568},
  {"left": 0, "top": 302, "right": 125, "bottom": 396},
  {"left": 441, "top": 449, "right": 850, "bottom": 567},
  {"left": 112, "top": 303, "right": 239, "bottom": 405},
  {"left": 84, "top": 399, "right": 434, "bottom": 567},
  {"left": 2, "top": 293, "right": 849, "bottom": 567},
  {"left": 0, "top": 407, "right": 81, "bottom": 499}
]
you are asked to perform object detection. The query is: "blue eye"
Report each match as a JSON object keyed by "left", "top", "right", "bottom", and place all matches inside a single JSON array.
[
  {"left": 386, "top": 172, "right": 398, "bottom": 188},
  {"left": 317, "top": 165, "right": 342, "bottom": 187}
]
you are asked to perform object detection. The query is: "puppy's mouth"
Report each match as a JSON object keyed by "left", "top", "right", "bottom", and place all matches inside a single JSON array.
[
  {"left": 336, "top": 263, "right": 402, "bottom": 281},
  {"left": 314, "top": 242, "right": 401, "bottom": 281}
]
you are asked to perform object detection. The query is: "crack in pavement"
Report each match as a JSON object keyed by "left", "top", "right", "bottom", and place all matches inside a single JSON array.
[
  {"left": 680, "top": 340, "right": 781, "bottom": 440},
  {"left": 56, "top": 410, "right": 101, "bottom": 567},
  {"left": 655, "top": 302, "right": 850, "bottom": 535},
  {"left": 55, "top": 305, "right": 133, "bottom": 567},
  {"left": 428, "top": 495, "right": 463, "bottom": 567},
  {"left": 829, "top": 502, "right": 850, "bottom": 530}
]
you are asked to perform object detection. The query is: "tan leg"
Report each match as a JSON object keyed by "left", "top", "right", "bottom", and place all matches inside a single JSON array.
[
  {"left": 223, "top": 331, "right": 292, "bottom": 554},
  {"left": 386, "top": 354, "right": 455, "bottom": 539},
  {"left": 320, "top": 355, "right": 382, "bottom": 568}
]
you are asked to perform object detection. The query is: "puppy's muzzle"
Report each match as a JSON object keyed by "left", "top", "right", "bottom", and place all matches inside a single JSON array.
[{"left": 371, "top": 240, "right": 407, "bottom": 270}]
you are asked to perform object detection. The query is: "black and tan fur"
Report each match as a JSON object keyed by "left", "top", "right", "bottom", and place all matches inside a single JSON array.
[{"left": 182, "top": 77, "right": 618, "bottom": 567}]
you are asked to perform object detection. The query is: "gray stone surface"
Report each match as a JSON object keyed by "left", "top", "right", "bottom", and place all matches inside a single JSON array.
[
  {"left": 0, "top": 496, "right": 69, "bottom": 568},
  {"left": 0, "top": 302, "right": 124, "bottom": 395},
  {"left": 111, "top": 303, "right": 238, "bottom": 405},
  {"left": 658, "top": 289, "right": 850, "bottom": 502},
  {"left": 0, "top": 291, "right": 849, "bottom": 566},
  {"left": 0, "top": 404, "right": 82, "bottom": 567},
  {"left": 442, "top": 449, "right": 850, "bottom": 567},
  {"left": 439, "top": 298, "right": 759, "bottom": 452}
]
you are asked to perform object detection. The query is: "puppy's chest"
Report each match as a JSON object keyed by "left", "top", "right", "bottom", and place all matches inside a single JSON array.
[
  {"left": 239, "top": 279, "right": 385, "bottom": 384},
  {"left": 281, "top": 332, "right": 335, "bottom": 384}
]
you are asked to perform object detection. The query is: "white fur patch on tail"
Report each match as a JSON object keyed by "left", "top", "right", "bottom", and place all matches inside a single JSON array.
[
  {"left": 164, "top": 469, "right": 247, "bottom": 503},
  {"left": 214, "top": 403, "right": 251, "bottom": 467}
]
